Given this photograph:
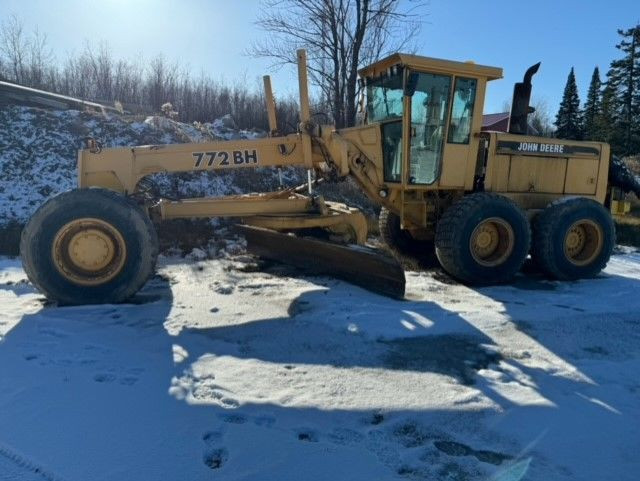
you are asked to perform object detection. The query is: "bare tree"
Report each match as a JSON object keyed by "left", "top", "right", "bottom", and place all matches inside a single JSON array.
[
  {"left": 251, "top": 0, "right": 426, "bottom": 128},
  {"left": 26, "top": 27, "right": 52, "bottom": 88},
  {"left": 497, "top": 98, "right": 554, "bottom": 137},
  {"left": 529, "top": 98, "right": 554, "bottom": 137},
  {"left": 0, "top": 14, "right": 28, "bottom": 83},
  {"left": 87, "top": 42, "right": 115, "bottom": 101},
  {"left": 0, "top": 14, "right": 302, "bottom": 130},
  {"left": 146, "top": 54, "right": 180, "bottom": 110}
]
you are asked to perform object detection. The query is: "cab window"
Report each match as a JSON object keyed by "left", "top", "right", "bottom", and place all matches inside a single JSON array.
[
  {"left": 366, "top": 72, "right": 404, "bottom": 123},
  {"left": 408, "top": 72, "right": 452, "bottom": 184},
  {"left": 447, "top": 77, "right": 477, "bottom": 144},
  {"left": 367, "top": 71, "right": 404, "bottom": 182}
]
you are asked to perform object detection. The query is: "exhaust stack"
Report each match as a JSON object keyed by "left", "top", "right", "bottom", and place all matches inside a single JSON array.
[{"left": 508, "top": 62, "right": 541, "bottom": 135}]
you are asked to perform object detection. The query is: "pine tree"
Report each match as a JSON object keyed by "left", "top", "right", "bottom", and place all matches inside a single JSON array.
[
  {"left": 608, "top": 25, "right": 640, "bottom": 154},
  {"left": 597, "top": 72, "right": 618, "bottom": 145},
  {"left": 583, "top": 67, "right": 602, "bottom": 140},
  {"left": 555, "top": 67, "right": 583, "bottom": 140}
]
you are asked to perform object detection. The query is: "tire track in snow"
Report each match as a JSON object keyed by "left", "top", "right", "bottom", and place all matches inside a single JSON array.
[{"left": 0, "top": 441, "right": 67, "bottom": 481}]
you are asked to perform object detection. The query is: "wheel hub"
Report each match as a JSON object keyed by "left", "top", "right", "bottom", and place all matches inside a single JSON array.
[
  {"left": 564, "top": 220, "right": 603, "bottom": 266},
  {"left": 52, "top": 218, "right": 127, "bottom": 285},
  {"left": 68, "top": 229, "right": 115, "bottom": 271},
  {"left": 565, "top": 228, "right": 584, "bottom": 253},
  {"left": 474, "top": 225, "right": 498, "bottom": 251},
  {"left": 470, "top": 217, "right": 514, "bottom": 267}
]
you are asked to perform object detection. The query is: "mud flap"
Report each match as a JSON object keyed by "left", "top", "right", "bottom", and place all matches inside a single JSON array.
[{"left": 237, "top": 225, "right": 406, "bottom": 299}]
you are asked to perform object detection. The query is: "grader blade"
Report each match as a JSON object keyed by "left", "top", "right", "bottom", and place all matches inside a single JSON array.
[{"left": 238, "top": 225, "right": 405, "bottom": 299}]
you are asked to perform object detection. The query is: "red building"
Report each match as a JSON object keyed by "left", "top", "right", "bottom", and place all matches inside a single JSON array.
[
  {"left": 482, "top": 112, "right": 539, "bottom": 135},
  {"left": 481, "top": 112, "right": 511, "bottom": 132}
]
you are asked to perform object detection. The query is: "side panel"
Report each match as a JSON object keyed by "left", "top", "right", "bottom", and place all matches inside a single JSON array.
[
  {"left": 339, "top": 124, "right": 383, "bottom": 168},
  {"left": 507, "top": 155, "right": 567, "bottom": 193},
  {"left": 485, "top": 152, "right": 510, "bottom": 192},
  {"left": 484, "top": 133, "right": 610, "bottom": 207},
  {"left": 438, "top": 143, "right": 469, "bottom": 187},
  {"left": 565, "top": 157, "right": 599, "bottom": 195}
]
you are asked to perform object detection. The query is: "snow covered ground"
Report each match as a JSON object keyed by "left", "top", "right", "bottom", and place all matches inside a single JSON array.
[{"left": 1, "top": 250, "right": 639, "bottom": 481}]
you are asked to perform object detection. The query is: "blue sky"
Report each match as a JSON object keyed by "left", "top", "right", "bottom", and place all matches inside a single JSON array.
[{"left": 0, "top": 0, "right": 637, "bottom": 115}]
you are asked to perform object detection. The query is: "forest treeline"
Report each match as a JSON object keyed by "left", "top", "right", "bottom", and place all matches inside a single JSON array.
[
  {"left": 2, "top": 13, "right": 639, "bottom": 156},
  {"left": 0, "top": 15, "right": 300, "bottom": 130},
  {"left": 555, "top": 25, "right": 639, "bottom": 156}
]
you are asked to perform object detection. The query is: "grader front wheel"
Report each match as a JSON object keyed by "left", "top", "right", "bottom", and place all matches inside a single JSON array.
[
  {"left": 435, "top": 193, "right": 530, "bottom": 284},
  {"left": 52, "top": 218, "right": 127, "bottom": 286},
  {"left": 379, "top": 208, "right": 435, "bottom": 265},
  {"left": 20, "top": 188, "right": 158, "bottom": 305}
]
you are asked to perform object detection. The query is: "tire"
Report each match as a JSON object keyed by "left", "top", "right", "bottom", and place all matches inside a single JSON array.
[
  {"left": 20, "top": 188, "right": 158, "bottom": 305},
  {"left": 435, "top": 192, "right": 530, "bottom": 284},
  {"left": 378, "top": 207, "right": 435, "bottom": 264},
  {"left": 532, "top": 197, "right": 614, "bottom": 280}
]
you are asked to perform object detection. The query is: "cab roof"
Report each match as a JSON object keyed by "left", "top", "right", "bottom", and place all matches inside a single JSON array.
[{"left": 359, "top": 53, "right": 503, "bottom": 81}]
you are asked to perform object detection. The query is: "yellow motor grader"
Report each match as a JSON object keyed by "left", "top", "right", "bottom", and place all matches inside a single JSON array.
[{"left": 20, "top": 50, "right": 639, "bottom": 304}]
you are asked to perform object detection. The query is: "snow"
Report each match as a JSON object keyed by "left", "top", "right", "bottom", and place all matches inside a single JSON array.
[
  {"left": 1, "top": 251, "right": 639, "bottom": 481},
  {"left": 0, "top": 106, "right": 290, "bottom": 228}
]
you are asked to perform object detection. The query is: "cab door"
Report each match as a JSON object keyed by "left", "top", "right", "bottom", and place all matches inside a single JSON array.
[
  {"left": 404, "top": 73, "right": 478, "bottom": 187},
  {"left": 365, "top": 69, "right": 405, "bottom": 184},
  {"left": 439, "top": 76, "right": 479, "bottom": 188},
  {"left": 405, "top": 72, "right": 452, "bottom": 185}
]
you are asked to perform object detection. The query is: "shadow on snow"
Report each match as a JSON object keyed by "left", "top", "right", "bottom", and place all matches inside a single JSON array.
[{"left": 1, "top": 260, "right": 639, "bottom": 480}]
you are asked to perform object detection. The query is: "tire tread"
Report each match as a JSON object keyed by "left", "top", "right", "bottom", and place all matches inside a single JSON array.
[
  {"left": 532, "top": 197, "right": 614, "bottom": 280},
  {"left": 20, "top": 188, "right": 158, "bottom": 304},
  {"left": 435, "top": 192, "right": 531, "bottom": 284},
  {"left": 378, "top": 207, "right": 434, "bottom": 265}
]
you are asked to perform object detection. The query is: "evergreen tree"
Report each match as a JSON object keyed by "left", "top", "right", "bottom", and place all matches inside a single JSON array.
[
  {"left": 608, "top": 25, "right": 640, "bottom": 154},
  {"left": 597, "top": 72, "right": 618, "bottom": 145},
  {"left": 555, "top": 67, "right": 583, "bottom": 140},
  {"left": 583, "top": 66, "right": 602, "bottom": 140}
]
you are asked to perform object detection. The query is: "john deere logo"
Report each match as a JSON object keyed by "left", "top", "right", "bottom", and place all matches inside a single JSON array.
[
  {"left": 517, "top": 142, "right": 565, "bottom": 153},
  {"left": 496, "top": 140, "right": 599, "bottom": 157}
]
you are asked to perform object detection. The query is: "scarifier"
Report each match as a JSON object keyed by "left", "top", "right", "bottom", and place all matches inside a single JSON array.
[{"left": 20, "top": 49, "right": 640, "bottom": 304}]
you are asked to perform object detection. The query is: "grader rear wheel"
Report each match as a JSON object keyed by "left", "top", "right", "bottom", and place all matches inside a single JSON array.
[
  {"left": 563, "top": 219, "right": 603, "bottom": 266},
  {"left": 435, "top": 192, "right": 530, "bottom": 284},
  {"left": 532, "top": 198, "right": 614, "bottom": 280},
  {"left": 20, "top": 188, "right": 158, "bottom": 305},
  {"left": 469, "top": 217, "right": 515, "bottom": 267}
]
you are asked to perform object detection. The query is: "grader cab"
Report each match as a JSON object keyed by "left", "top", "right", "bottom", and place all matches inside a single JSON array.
[{"left": 21, "top": 49, "right": 638, "bottom": 305}]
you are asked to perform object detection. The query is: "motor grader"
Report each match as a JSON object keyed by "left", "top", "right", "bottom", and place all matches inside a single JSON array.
[{"left": 20, "top": 50, "right": 639, "bottom": 304}]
